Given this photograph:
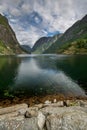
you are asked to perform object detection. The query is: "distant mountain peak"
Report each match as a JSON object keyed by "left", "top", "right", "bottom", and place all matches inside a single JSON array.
[
  {"left": 21, "top": 45, "right": 31, "bottom": 54},
  {"left": 32, "top": 34, "right": 62, "bottom": 54},
  {"left": 34, "top": 14, "right": 87, "bottom": 54}
]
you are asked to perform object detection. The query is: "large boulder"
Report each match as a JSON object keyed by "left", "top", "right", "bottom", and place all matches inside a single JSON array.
[{"left": 0, "top": 101, "right": 87, "bottom": 130}]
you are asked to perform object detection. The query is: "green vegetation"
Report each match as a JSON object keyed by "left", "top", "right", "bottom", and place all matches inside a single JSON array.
[
  {"left": 0, "top": 40, "right": 6, "bottom": 54},
  {"left": 0, "top": 40, "right": 14, "bottom": 55},
  {"left": 32, "top": 35, "right": 60, "bottom": 54},
  {"left": 44, "top": 15, "right": 87, "bottom": 54},
  {"left": 33, "top": 41, "right": 53, "bottom": 54},
  {"left": 58, "top": 39, "right": 87, "bottom": 54},
  {"left": 4, "top": 90, "right": 14, "bottom": 98},
  {"left": 0, "top": 14, "right": 25, "bottom": 55},
  {"left": 75, "top": 39, "right": 87, "bottom": 49}
]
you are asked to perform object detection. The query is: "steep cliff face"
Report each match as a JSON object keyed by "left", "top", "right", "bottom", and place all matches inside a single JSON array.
[
  {"left": 0, "top": 14, "right": 24, "bottom": 55},
  {"left": 32, "top": 37, "right": 51, "bottom": 52},
  {"left": 44, "top": 15, "right": 87, "bottom": 54},
  {"left": 32, "top": 34, "right": 62, "bottom": 54}
]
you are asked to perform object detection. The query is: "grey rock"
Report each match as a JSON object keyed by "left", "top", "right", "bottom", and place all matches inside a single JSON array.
[
  {"left": 24, "top": 111, "right": 32, "bottom": 118},
  {"left": 24, "top": 110, "right": 38, "bottom": 118},
  {"left": 0, "top": 117, "right": 38, "bottom": 130},
  {"left": 57, "top": 101, "right": 64, "bottom": 107},
  {"left": 18, "top": 108, "right": 28, "bottom": 116},
  {"left": 53, "top": 99, "right": 57, "bottom": 103},
  {"left": 66, "top": 100, "right": 71, "bottom": 106},
  {"left": 0, "top": 104, "right": 28, "bottom": 115},
  {"left": 79, "top": 100, "right": 87, "bottom": 107},
  {"left": 23, "top": 118, "right": 38, "bottom": 130},
  {"left": 46, "top": 109, "right": 87, "bottom": 130},
  {"left": 0, "top": 101, "right": 87, "bottom": 130},
  {"left": 37, "top": 111, "right": 46, "bottom": 130},
  {"left": 0, "top": 14, "right": 25, "bottom": 54},
  {"left": 34, "top": 104, "right": 44, "bottom": 109},
  {"left": 44, "top": 100, "right": 52, "bottom": 104}
]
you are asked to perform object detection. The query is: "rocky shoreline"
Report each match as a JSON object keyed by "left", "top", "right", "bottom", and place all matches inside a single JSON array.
[
  {"left": 0, "top": 99, "right": 87, "bottom": 130},
  {"left": 0, "top": 94, "right": 87, "bottom": 107}
]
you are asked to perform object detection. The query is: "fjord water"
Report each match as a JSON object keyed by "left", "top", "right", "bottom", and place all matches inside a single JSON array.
[{"left": 0, "top": 54, "right": 87, "bottom": 98}]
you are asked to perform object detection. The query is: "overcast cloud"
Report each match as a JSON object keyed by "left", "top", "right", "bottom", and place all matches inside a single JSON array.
[{"left": 0, "top": 0, "right": 87, "bottom": 47}]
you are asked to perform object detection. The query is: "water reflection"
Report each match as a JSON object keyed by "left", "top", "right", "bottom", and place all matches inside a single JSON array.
[
  {"left": 0, "top": 56, "right": 20, "bottom": 97},
  {"left": 12, "top": 55, "right": 85, "bottom": 97},
  {"left": 0, "top": 55, "right": 86, "bottom": 98}
]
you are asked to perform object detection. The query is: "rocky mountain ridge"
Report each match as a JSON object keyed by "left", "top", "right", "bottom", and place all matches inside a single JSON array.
[
  {"left": 0, "top": 14, "right": 25, "bottom": 55},
  {"left": 32, "top": 15, "right": 87, "bottom": 54},
  {"left": 44, "top": 14, "right": 87, "bottom": 54},
  {"left": 32, "top": 34, "right": 62, "bottom": 54}
]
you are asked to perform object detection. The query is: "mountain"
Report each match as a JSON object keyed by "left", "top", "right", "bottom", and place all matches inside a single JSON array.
[
  {"left": 32, "top": 37, "right": 51, "bottom": 52},
  {"left": 21, "top": 45, "right": 31, "bottom": 54},
  {"left": 0, "top": 14, "right": 25, "bottom": 55},
  {"left": 32, "top": 34, "right": 62, "bottom": 54},
  {"left": 44, "top": 15, "right": 87, "bottom": 54}
]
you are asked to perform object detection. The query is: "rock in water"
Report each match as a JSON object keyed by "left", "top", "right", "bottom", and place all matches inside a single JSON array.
[{"left": 37, "top": 111, "right": 46, "bottom": 130}]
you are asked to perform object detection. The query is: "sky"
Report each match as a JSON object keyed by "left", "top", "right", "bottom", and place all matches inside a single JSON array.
[{"left": 0, "top": 0, "right": 87, "bottom": 47}]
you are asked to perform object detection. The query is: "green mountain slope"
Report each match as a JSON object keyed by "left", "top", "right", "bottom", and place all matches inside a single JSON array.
[
  {"left": 44, "top": 15, "right": 87, "bottom": 54},
  {"left": 32, "top": 37, "right": 51, "bottom": 54},
  {"left": 32, "top": 34, "right": 62, "bottom": 54},
  {"left": 0, "top": 14, "right": 24, "bottom": 55}
]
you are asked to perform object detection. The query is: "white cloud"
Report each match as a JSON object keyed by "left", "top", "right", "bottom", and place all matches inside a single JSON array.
[
  {"left": 10, "top": 9, "right": 21, "bottom": 17},
  {"left": 0, "top": 0, "right": 87, "bottom": 47},
  {"left": 10, "top": 22, "right": 45, "bottom": 47}
]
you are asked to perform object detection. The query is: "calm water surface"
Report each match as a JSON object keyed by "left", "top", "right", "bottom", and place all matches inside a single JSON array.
[{"left": 0, "top": 54, "right": 87, "bottom": 98}]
